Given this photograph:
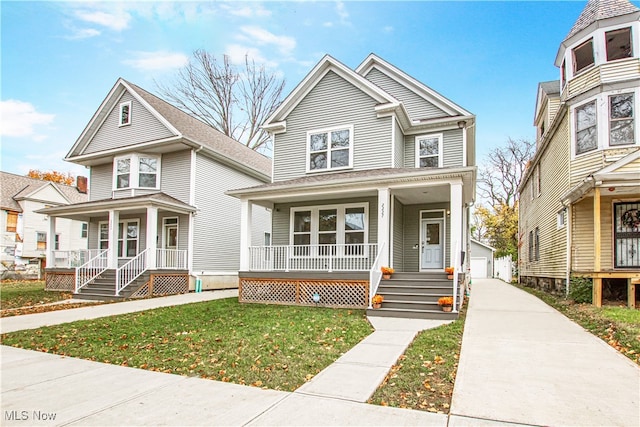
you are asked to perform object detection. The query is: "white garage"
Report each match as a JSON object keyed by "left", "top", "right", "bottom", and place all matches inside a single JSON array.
[{"left": 470, "top": 239, "right": 495, "bottom": 278}]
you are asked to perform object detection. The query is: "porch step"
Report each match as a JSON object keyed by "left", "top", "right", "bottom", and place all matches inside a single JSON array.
[
  {"left": 74, "top": 270, "right": 150, "bottom": 301},
  {"left": 367, "top": 307, "right": 458, "bottom": 320}
]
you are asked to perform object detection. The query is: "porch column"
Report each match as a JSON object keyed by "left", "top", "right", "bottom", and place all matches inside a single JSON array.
[
  {"left": 239, "top": 198, "right": 252, "bottom": 271},
  {"left": 450, "top": 181, "right": 463, "bottom": 269},
  {"left": 108, "top": 209, "right": 119, "bottom": 269},
  {"left": 377, "top": 188, "right": 391, "bottom": 267},
  {"left": 46, "top": 216, "right": 56, "bottom": 267},
  {"left": 593, "top": 188, "right": 602, "bottom": 307},
  {"left": 146, "top": 206, "right": 158, "bottom": 270}
]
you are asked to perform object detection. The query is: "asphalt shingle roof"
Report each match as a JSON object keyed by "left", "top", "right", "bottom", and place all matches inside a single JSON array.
[
  {"left": 0, "top": 171, "right": 88, "bottom": 211},
  {"left": 566, "top": 0, "right": 640, "bottom": 40}
]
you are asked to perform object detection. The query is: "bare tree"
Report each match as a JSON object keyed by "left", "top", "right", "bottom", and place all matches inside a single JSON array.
[
  {"left": 156, "top": 50, "right": 285, "bottom": 152},
  {"left": 477, "top": 137, "right": 535, "bottom": 208}
]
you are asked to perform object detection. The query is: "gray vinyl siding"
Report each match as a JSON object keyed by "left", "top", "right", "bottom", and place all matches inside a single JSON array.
[
  {"left": 89, "top": 164, "right": 113, "bottom": 201},
  {"left": 273, "top": 70, "right": 392, "bottom": 182},
  {"left": 271, "top": 197, "right": 378, "bottom": 245},
  {"left": 83, "top": 92, "right": 175, "bottom": 155},
  {"left": 394, "top": 119, "right": 404, "bottom": 168},
  {"left": 192, "top": 153, "right": 270, "bottom": 272},
  {"left": 363, "top": 68, "right": 447, "bottom": 121},
  {"left": 392, "top": 199, "right": 404, "bottom": 270},
  {"left": 402, "top": 203, "right": 451, "bottom": 272},
  {"left": 404, "top": 128, "right": 465, "bottom": 168},
  {"left": 160, "top": 149, "right": 192, "bottom": 204}
]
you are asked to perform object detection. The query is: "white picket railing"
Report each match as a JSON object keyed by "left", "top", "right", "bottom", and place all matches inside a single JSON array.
[
  {"left": 494, "top": 255, "right": 513, "bottom": 283},
  {"left": 52, "top": 249, "right": 103, "bottom": 268},
  {"left": 368, "top": 242, "right": 386, "bottom": 309},
  {"left": 156, "top": 249, "right": 187, "bottom": 270},
  {"left": 248, "top": 244, "right": 378, "bottom": 272},
  {"left": 116, "top": 248, "right": 148, "bottom": 296},
  {"left": 75, "top": 249, "right": 108, "bottom": 293}
]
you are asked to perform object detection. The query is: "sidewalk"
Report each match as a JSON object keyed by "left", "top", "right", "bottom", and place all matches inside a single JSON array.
[{"left": 450, "top": 278, "right": 640, "bottom": 427}]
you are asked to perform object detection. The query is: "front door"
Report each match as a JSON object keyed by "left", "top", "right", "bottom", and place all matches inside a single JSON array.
[{"left": 421, "top": 219, "right": 444, "bottom": 269}]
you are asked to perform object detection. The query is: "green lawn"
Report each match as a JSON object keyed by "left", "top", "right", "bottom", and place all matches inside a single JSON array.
[
  {"left": 1, "top": 280, "right": 71, "bottom": 310},
  {"left": 368, "top": 305, "right": 466, "bottom": 413},
  {"left": 516, "top": 284, "right": 640, "bottom": 365},
  {"left": 1, "top": 298, "right": 373, "bottom": 391}
]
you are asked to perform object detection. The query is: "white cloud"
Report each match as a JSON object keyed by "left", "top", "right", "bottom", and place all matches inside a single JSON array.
[
  {"left": 238, "top": 26, "right": 296, "bottom": 56},
  {"left": 74, "top": 9, "right": 131, "bottom": 31},
  {"left": 123, "top": 51, "right": 189, "bottom": 71},
  {"left": 336, "top": 1, "right": 349, "bottom": 23},
  {"left": 225, "top": 44, "right": 278, "bottom": 68},
  {"left": 225, "top": 4, "right": 271, "bottom": 18},
  {"left": 0, "top": 100, "right": 54, "bottom": 138},
  {"left": 65, "top": 28, "right": 101, "bottom": 40}
]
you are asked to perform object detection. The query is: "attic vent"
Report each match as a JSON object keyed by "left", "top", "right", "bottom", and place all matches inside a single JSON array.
[{"left": 119, "top": 101, "right": 132, "bottom": 126}]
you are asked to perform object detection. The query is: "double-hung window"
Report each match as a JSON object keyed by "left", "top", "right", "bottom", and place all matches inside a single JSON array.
[
  {"left": 291, "top": 203, "right": 368, "bottom": 256},
  {"left": 575, "top": 100, "right": 597, "bottom": 155},
  {"left": 113, "top": 153, "right": 160, "bottom": 190},
  {"left": 415, "top": 134, "right": 443, "bottom": 168},
  {"left": 98, "top": 220, "right": 139, "bottom": 258},
  {"left": 609, "top": 93, "right": 634, "bottom": 146},
  {"left": 307, "top": 126, "right": 353, "bottom": 172}
]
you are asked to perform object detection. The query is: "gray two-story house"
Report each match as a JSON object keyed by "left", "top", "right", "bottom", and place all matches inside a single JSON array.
[
  {"left": 42, "top": 78, "right": 271, "bottom": 299},
  {"left": 228, "top": 54, "right": 476, "bottom": 318}
]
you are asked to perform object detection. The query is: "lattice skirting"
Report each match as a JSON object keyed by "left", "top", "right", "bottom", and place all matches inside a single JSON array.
[
  {"left": 45, "top": 272, "right": 75, "bottom": 291},
  {"left": 130, "top": 273, "right": 189, "bottom": 298},
  {"left": 239, "top": 278, "right": 369, "bottom": 309}
]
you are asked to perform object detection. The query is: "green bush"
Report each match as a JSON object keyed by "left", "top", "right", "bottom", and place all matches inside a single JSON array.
[{"left": 569, "top": 276, "right": 592, "bottom": 303}]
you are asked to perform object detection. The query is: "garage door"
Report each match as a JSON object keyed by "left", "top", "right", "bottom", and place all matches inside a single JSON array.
[{"left": 470, "top": 257, "right": 488, "bottom": 278}]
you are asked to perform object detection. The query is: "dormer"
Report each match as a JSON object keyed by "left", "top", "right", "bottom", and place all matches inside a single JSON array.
[
  {"left": 556, "top": 0, "right": 640, "bottom": 99},
  {"left": 534, "top": 81, "right": 561, "bottom": 147}
]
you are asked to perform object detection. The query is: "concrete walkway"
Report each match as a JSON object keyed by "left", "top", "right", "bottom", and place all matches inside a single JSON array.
[{"left": 450, "top": 278, "right": 640, "bottom": 427}]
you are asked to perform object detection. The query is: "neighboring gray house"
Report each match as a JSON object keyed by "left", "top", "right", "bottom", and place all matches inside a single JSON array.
[
  {"left": 228, "top": 54, "right": 477, "bottom": 318},
  {"left": 41, "top": 79, "right": 271, "bottom": 298},
  {"left": 469, "top": 239, "right": 495, "bottom": 279},
  {"left": 0, "top": 172, "right": 88, "bottom": 276}
]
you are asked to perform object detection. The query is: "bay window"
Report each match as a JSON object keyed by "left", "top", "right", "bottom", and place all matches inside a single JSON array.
[{"left": 575, "top": 100, "right": 597, "bottom": 155}]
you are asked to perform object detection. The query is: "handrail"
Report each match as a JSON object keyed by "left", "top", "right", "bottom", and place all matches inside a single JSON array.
[
  {"left": 368, "top": 242, "right": 386, "bottom": 309},
  {"left": 75, "top": 249, "right": 108, "bottom": 293},
  {"left": 116, "top": 248, "right": 149, "bottom": 296}
]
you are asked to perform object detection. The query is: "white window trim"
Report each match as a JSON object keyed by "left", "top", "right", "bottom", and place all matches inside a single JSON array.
[
  {"left": 162, "top": 217, "right": 179, "bottom": 249},
  {"left": 119, "top": 101, "right": 132, "bottom": 127},
  {"left": 98, "top": 219, "right": 140, "bottom": 259},
  {"left": 571, "top": 98, "right": 599, "bottom": 158},
  {"left": 557, "top": 208, "right": 567, "bottom": 230},
  {"left": 414, "top": 133, "right": 443, "bottom": 168},
  {"left": 289, "top": 202, "right": 369, "bottom": 252},
  {"left": 112, "top": 153, "right": 161, "bottom": 191},
  {"left": 608, "top": 92, "right": 635, "bottom": 147},
  {"left": 305, "top": 125, "right": 354, "bottom": 173}
]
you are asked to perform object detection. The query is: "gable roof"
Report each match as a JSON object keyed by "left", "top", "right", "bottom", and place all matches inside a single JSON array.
[
  {"left": 534, "top": 80, "right": 561, "bottom": 124},
  {"left": 356, "top": 54, "right": 472, "bottom": 117},
  {"left": 262, "top": 54, "right": 405, "bottom": 132},
  {"left": 0, "top": 171, "right": 88, "bottom": 212},
  {"left": 66, "top": 79, "right": 271, "bottom": 181},
  {"left": 565, "top": 0, "right": 640, "bottom": 40},
  {"left": 470, "top": 239, "right": 496, "bottom": 252}
]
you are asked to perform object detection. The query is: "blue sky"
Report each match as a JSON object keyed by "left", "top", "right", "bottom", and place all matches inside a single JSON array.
[{"left": 1, "top": 1, "right": 595, "bottom": 178}]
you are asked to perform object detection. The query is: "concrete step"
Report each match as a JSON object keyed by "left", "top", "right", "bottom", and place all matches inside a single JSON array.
[{"left": 367, "top": 307, "right": 458, "bottom": 320}]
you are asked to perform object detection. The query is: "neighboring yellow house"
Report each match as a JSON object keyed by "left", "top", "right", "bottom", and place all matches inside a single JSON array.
[{"left": 519, "top": 0, "right": 640, "bottom": 307}]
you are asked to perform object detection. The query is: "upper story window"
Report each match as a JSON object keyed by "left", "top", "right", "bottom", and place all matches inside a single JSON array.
[
  {"left": 6, "top": 211, "right": 18, "bottom": 232},
  {"left": 307, "top": 126, "right": 353, "bottom": 173},
  {"left": 575, "top": 100, "right": 597, "bottom": 155},
  {"left": 561, "top": 59, "right": 567, "bottom": 88},
  {"left": 573, "top": 38, "right": 594, "bottom": 74},
  {"left": 113, "top": 153, "right": 160, "bottom": 190},
  {"left": 119, "top": 101, "right": 132, "bottom": 126},
  {"left": 609, "top": 93, "right": 634, "bottom": 146},
  {"left": 606, "top": 27, "right": 632, "bottom": 62},
  {"left": 81, "top": 222, "right": 88, "bottom": 238},
  {"left": 415, "top": 134, "right": 443, "bottom": 168},
  {"left": 36, "top": 232, "right": 46, "bottom": 250}
]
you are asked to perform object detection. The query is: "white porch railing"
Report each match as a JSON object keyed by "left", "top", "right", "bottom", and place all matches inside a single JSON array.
[
  {"left": 368, "top": 242, "right": 386, "bottom": 309},
  {"left": 156, "top": 248, "right": 187, "bottom": 270},
  {"left": 248, "top": 244, "right": 378, "bottom": 272},
  {"left": 52, "top": 249, "right": 103, "bottom": 268},
  {"left": 75, "top": 249, "right": 108, "bottom": 293},
  {"left": 116, "top": 248, "right": 148, "bottom": 296}
]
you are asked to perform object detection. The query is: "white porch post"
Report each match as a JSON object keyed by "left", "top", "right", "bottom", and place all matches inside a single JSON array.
[
  {"left": 239, "top": 198, "right": 252, "bottom": 271},
  {"left": 377, "top": 188, "right": 391, "bottom": 267},
  {"left": 46, "top": 216, "right": 56, "bottom": 268},
  {"left": 108, "top": 209, "right": 119, "bottom": 269},
  {"left": 450, "top": 181, "right": 463, "bottom": 268},
  {"left": 146, "top": 206, "right": 158, "bottom": 269}
]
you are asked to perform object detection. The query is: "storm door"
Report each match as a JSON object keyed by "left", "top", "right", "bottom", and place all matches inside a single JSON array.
[{"left": 614, "top": 202, "right": 640, "bottom": 268}]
